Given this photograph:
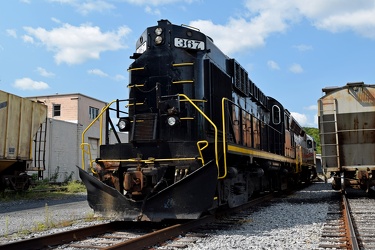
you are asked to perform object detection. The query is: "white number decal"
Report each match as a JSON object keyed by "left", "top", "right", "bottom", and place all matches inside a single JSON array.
[
  {"left": 174, "top": 38, "right": 205, "bottom": 50},
  {"left": 136, "top": 42, "right": 147, "bottom": 53}
]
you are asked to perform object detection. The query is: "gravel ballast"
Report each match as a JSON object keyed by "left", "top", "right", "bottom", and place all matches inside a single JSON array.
[
  {"left": 0, "top": 182, "right": 337, "bottom": 249},
  {"left": 0, "top": 193, "right": 97, "bottom": 244},
  {"left": 181, "top": 182, "right": 336, "bottom": 250}
]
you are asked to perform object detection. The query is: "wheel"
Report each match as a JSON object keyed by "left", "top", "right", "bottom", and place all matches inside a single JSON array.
[{"left": 340, "top": 172, "right": 346, "bottom": 194}]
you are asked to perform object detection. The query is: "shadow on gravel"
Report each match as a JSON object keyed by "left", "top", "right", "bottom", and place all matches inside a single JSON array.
[{"left": 0, "top": 194, "right": 87, "bottom": 214}]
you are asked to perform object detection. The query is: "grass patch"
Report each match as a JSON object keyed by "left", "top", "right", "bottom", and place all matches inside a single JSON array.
[
  {"left": 0, "top": 181, "right": 87, "bottom": 201},
  {"left": 65, "top": 181, "right": 86, "bottom": 193}
]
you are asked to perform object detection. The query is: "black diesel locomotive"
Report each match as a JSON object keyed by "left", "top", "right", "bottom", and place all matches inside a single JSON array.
[{"left": 79, "top": 20, "right": 316, "bottom": 221}]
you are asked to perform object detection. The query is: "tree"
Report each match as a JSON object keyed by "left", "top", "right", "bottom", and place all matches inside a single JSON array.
[{"left": 303, "top": 127, "right": 321, "bottom": 154}]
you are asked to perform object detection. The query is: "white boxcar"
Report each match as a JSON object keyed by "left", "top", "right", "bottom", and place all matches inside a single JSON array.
[{"left": 318, "top": 82, "right": 375, "bottom": 191}]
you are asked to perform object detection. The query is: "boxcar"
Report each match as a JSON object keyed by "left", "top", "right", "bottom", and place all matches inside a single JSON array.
[
  {"left": 0, "top": 90, "right": 47, "bottom": 190},
  {"left": 318, "top": 82, "right": 375, "bottom": 191}
]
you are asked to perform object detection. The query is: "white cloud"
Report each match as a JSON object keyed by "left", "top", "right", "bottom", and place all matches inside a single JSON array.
[
  {"left": 51, "top": 17, "right": 62, "bottom": 24},
  {"left": 188, "top": 1, "right": 375, "bottom": 56},
  {"left": 23, "top": 23, "right": 131, "bottom": 65},
  {"left": 291, "top": 111, "right": 318, "bottom": 127},
  {"left": 293, "top": 44, "right": 312, "bottom": 51},
  {"left": 36, "top": 67, "right": 55, "bottom": 77},
  {"left": 123, "top": 0, "right": 195, "bottom": 6},
  {"left": 6, "top": 29, "right": 17, "bottom": 38},
  {"left": 77, "top": 1, "right": 115, "bottom": 15},
  {"left": 190, "top": 18, "right": 271, "bottom": 55},
  {"left": 113, "top": 74, "right": 126, "bottom": 81},
  {"left": 49, "top": 0, "right": 76, "bottom": 3},
  {"left": 13, "top": 78, "right": 50, "bottom": 90},
  {"left": 49, "top": 0, "right": 115, "bottom": 15},
  {"left": 295, "top": 1, "right": 375, "bottom": 38},
  {"left": 289, "top": 63, "right": 303, "bottom": 73},
  {"left": 87, "top": 69, "right": 127, "bottom": 81},
  {"left": 22, "top": 35, "right": 34, "bottom": 43},
  {"left": 304, "top": 104, "right": 317, "bottom": 111},
  {"left": 291, "top": 112, "right": 308, "bottom": 126},
  {"left": 145, "top": 6, "right": 161, "bottom": 15},
  {"left": 88, "top": 69, "right": 108, "bottom": 77},
  {"left": 267, "top": 60, "right": 280, "bottom": 70}
]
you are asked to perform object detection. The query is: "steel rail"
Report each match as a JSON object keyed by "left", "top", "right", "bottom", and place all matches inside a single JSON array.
[
  {"left": 342, "top": 194, "right": 360, "bottom": 250},
  {"left": 104, "top": 216, "right": 215, "bottom": 250},
  {"left": 0, "top": 193, "right": 276, "bottom": 250},
  {"left": 0, "top": 221, "right": 133, "bottom": 250},
  {"left": 104, "top": 193, "right": 276, "bottom": 250}
]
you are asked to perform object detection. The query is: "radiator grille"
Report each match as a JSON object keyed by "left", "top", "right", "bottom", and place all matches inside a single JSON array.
[{"left": 132, "top": 113, "right": 158, "bottom": 141}]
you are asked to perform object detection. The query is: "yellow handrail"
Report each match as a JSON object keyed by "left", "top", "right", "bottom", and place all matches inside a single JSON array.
[
  {"left": 81, "top": 100, "right": 117, "bottom": 172},
  {"left": 128, "top": 84, "right": 145, "bottom": 88},
  {"left": 197, "top": 140, "right": 209, "bottom": 165},
  {"left": 81, "top": 96, "right": 224, "bottom": 179},
  {"left": 172, "top": 62, "right": 194, "bottom": 67},
  {"left": 127, "top": 67, "right": 145, "bottom": 71},
  {"left": 99, "top": 106, "right": 106, "bottom": 145},
  {"left": 221, "top": 98, "right": 230, "bottom": 179},
  {"left": 80, "top": 142, "right": 97, "bottom": 174},
  {"left": 173, "top": 80, "right": 194, "bottom": 84},
  {"left": 125, "top": 102, "right": 144, "bottom": 108},
  {"left": 179, "top": 99, "right": 207, "bottom": 103},
  {"left": 178, "top": 94, "right": 220, "bottom": 177}
]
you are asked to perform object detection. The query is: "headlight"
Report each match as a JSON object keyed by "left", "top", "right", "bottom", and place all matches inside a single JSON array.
[
  {"left": 117, "top": 118, "right": 130, "bottom": 131},
  {"left": 155, "top": 27, "right": 163, "bottom": 35},
  {"left": 167, "top": 116, "right": 179, "bottom": 127},
  {"left": 155, "top": 36, "right": 163, "bottom": 45}
]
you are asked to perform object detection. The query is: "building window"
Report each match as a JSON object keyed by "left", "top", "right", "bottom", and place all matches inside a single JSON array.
[
  {"left": 89, "top": 106, "right": 99, "bottom": 119},
  {"left": 53, "top": 104, "right": 61, "bottom": 117}
]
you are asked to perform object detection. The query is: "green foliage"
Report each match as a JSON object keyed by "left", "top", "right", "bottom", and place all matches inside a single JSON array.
[
  {"left": 0, "top": 180, "right": 86, "bottom": 201},
  {"left": 63, "top": 171, "right": 74, "bottom": 183},
  {"left": 49, "top": 166, "right": 60, "bottom": 183},
  {"left": 303, "top": 127, "right": 321, "bottom": 154},
  {"left": 32, "top": 178, "right": 50, "bottom": 190},
  {"left": 65, "top": 181, "right": 86, "bottom": 193}
]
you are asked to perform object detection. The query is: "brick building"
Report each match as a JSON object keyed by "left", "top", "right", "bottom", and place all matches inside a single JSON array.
[{"left": 27, "top": 93, "right": 107, "bottom": 182}]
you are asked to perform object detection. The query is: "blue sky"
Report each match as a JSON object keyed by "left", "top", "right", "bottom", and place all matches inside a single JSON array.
[{"left": 1, "top": 0, "right": 375, "bottom": 128}]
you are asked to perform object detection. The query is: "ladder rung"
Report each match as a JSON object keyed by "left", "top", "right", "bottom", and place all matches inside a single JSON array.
[
  {"left": 320, "top": 132, "right": 337, "bottom": 135},
  {"left": 320, "top": 120, "right": 336, "bottom": 123}
]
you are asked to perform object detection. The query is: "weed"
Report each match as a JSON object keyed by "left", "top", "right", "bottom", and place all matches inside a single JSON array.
[
  {"left": 63, "top": 171, "right": 74, "bottom": 183},
  {"left": 65, "top": 181, "right": 86, "bottom": 193},
  {"left": 83, "top": 212, "right": 96, "bottom": 222},
  {"left": 33, "top": 222, "right": 47, "bottom": 231},
  {"left": 4, "top": 216, "right": 9, "bottom": 237},
  {"left": 49, "top": 166, "right": 60, "bottom": 183}
]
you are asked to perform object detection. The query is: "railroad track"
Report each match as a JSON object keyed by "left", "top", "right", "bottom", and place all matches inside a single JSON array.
[
  {"left": 346, "top": 191, "right": 375, "bottom": 249},
  {"left": 0, "top": 219, "right": 210, "bottom": 250},
  {"left": 318, "top": 189, "right": 375, "bottom": 250},
  {"left": 0, "top": 194, "right": 275, "bottom": 250}
]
